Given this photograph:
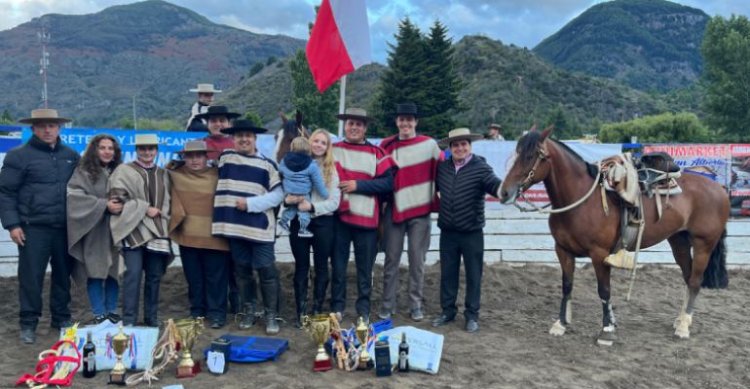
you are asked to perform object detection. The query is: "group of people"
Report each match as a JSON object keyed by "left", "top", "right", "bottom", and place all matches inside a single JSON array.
[{"left": 0, "top": 98, "right": 504, "bottom": 345}]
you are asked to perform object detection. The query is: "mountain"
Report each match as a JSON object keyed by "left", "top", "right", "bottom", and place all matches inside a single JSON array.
[
  {"left": 234, "top": 35, "right": 672, "bottom": 138},
  {"left": 533, "top": 0, "right": 709, "bottom": 91},
  {"left": 0, "top": 0, "right": 304, "bottom": 126},
  {"left": 453, "top": 36, "right": 668, "bottom": 137}
]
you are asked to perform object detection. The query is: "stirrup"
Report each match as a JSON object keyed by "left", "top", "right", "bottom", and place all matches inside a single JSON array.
[{"left": 604, "top": 249, "right": 635, "bottom": 270}]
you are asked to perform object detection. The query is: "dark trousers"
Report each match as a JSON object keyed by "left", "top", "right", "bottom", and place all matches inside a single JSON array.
[
  {"left": 17, "top": 225, "right": 74, "bottom": 329},
  {"left": 330, "top": 220, "right": 378, "bottom": 317},
  {"left": 289, "top": 215, "right": 335, "bottom": 315},
  {"left": 439, "top": 229, "right": 484, "bottom": 321},
  {"left": 121, "top": 247, "right": 168, "bottom": 326},
  {"left": 180, "top": 246, "right": 229, "bottom": 323},
  {"left": 228, "top": 239, "right": 278, "bottom": 313}
]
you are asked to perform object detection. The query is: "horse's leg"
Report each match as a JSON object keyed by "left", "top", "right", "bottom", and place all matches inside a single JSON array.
[
  {"left": 667, "top": 232, "right": 692, "bottom": 330},
  {"left": 550, "top": 244, "right": 575, "bottom": 336},
  {"left": 674, "top": 237, "right": 713, "bottom": 339},
  {"left": 591, "top": 251, "right": 617, "bottom": 346}
]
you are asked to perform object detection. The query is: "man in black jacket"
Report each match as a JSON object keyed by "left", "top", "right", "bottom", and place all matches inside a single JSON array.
[
  {"left": 0, "top": 109, "right": 80, "bottom": 344},
  {"left": 432, "top": 128, "right": 502, "bottom": 333}
]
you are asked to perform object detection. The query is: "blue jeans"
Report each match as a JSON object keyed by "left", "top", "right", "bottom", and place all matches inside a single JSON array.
[
  {"left": 280, "top": 194, "right": 312, "bottom": 231},
  {"left": 87, "top": 277, "right": 119, "bottom": 316}
]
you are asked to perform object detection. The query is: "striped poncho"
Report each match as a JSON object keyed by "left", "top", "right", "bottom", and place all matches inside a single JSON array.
[
  {"left": 380, "top": 134, "right": 441, "bottom": 223},
  {"left": 212, "top": 150, "right": 281, "bottom": 243},
  {"left": 333, "top": 140, "right": 396, "bottom": 229},
  {"left": 109, "top": 162, "right": 171, "bottom": 254}
]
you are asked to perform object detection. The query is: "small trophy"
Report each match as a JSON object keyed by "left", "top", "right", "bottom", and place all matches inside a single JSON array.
[
  {"left": 175, "top": 317, "right": 204, "bottom": 378},
  {"left": 108, "top": 325, "right": 129, "bottom": 386},
  {"left": 355, "top": 317, "right": 371, "bottom": 369},
  {"left": 302, "top": 314, "right": 333, "bottom": 372}
]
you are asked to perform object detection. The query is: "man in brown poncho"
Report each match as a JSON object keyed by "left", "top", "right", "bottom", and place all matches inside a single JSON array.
[{"left": 168, "top": 140, "right": 230, "bottom": 329}]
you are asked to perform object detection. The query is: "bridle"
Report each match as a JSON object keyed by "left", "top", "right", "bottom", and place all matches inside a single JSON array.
[
  {"left": 519, "top": 143, "right": 549, "bottom": 192},
  {"left": 514, "top": 140, "right": 602, "bottom": 214}
]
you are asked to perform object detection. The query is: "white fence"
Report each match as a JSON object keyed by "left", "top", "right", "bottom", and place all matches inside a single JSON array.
[{"left": 1, "top": 207, "right": 748, "bottom": 277}]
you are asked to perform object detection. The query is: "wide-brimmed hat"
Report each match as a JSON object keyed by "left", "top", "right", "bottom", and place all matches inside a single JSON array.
[
  {"left": 438, "top": 128, "right": 484, "bottom": 148},
  {"left": 489, "top": 123, "right": 502, "bottom": 130},
  {"left": 194, "top": 105, "right": 241, "bottom": 121},
  {"left": 176, "top": 140, "right": 215, "bottom": 155},
  {"left": 221, "top": 119, "right": 268, "bottom": 135},
  {"left": 18, "top": 108, "right": 71, "bottom": 124},
  {"left": 189, "top": 83, "right": 222, "bottom": 93},
  {"left": 395, "top": 103, "right": 419, "bottom": 117},
  {"left": 134, "top": 133, "right": 159, "bottom": 147},
  {"left": 336, "top": 107, "right": 372, "bottom": 123}
]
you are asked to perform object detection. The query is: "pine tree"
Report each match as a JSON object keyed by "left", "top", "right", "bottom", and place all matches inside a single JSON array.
[
  {"left": 371, "top": 18, "right": 428, "bottom": 138},
  {"left": 372, "top": 18, "right": 462, "bottom": 138},
  {"left": 290, "top": 6, "right": 340, "bottom": 132},
  {"left": 422, "top": 21, "right": 461, "bottom": 138},
  {"left": 0, "top": 109, "right": 12, "bottom": 124}
]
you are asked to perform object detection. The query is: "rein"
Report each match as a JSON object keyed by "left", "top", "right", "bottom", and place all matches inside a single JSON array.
[{"left": 514, "top": 143, "right": 602, "bottom": 215}]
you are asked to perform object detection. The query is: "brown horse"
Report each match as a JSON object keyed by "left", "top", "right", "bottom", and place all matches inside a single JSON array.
[
  {"left": 273, "top": 111, "right": 309, "bottom": 163},
  {"left": 499, "top": 129, "right": 729, "bottom": 344}
]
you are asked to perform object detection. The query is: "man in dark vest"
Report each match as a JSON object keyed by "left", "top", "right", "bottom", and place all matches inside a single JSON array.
[
  {"left": 0, "top": 109, "right": 80, "bottom": 344},
  {"left": 431, "top": 128, "right": 503, "bottom": 334}
]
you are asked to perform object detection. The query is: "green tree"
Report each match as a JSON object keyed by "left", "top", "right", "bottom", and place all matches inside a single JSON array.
[
  {"left": 249, "top": 62, "right": 264, "bottom": 78},
  {"left": 701, "top": 15, "right": 750, "bottom": 141},
  {"left": 289, "top": 6, "right": 339, "bottom": 131},
  {"left": 290, "top": 49, "right": 339, "bottom": 131},
  {"left": 372, "top": 18, "right": 428, "bottom": 137},
  {"left": 545, "top": 105, "right": 581, "bottom": 139},
  {"left": 599, "top": 112, "right": 710, "bottom": 143},
  {"left": 118, "top": 117, "right": 182, "bottom": 131},
  {"left": 0, "top": 109, "right": 12, "bottom": 124},
  {"left": 244, "top": 110, "right": 263, "bottom": 127},
  {"left": 421, "top": 21, "right": 461, "bottom": 138}
]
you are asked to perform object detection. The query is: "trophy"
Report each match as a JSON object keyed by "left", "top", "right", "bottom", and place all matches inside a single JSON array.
[
  {"left": 175, "top": 317, "right": 204, "bottom": 378},
  {"left": 302, "top": 314, "right": 333, "bottom": 372},
  {"left": 355, "top": 317, "right": 371, "bottom": 369},
  {"left": 108, "top": 325, "right": 129, "bottom": 385}
]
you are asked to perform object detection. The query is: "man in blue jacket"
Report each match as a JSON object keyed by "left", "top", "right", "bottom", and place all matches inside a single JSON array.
[{"left": 0, "top": 109, "right": 80, "bottom": 344}]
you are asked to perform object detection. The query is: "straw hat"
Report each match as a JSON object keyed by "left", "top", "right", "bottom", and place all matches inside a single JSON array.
[
  {"left": 18, "top": 108, "right": 71, "bottom": 124},
  {"left": 134, "top": 133, "right": 159, "bottom": 146},
  {"left": 438, "top": 128, "right": 483, "bottom": 148},
  {"left": 336, "top": 107, "right": 372, "bottom": 123},
  {"left": 176, "top": 140, "right": 214, "bottom": 155},
  {"left": 221, "top": 119, "right": 268, "bottom": 135},
  {"left": 189, "top": 83, "right": 222, "bottom": 93}
]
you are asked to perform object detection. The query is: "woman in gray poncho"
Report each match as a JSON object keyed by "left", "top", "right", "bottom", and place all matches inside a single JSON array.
[{"left": 67, "top": 134, "right": 123, "bottom": 324}]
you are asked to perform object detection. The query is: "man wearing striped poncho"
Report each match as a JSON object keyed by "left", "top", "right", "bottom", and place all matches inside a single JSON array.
[{"left": 212, "top": 120, "right": 284, "bottom": 335}]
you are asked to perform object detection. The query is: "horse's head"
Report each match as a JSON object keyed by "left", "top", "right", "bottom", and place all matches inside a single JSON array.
[
  {"left": 275, "top": 111, "right": 310, "bottom": 162},
  {"left": 500, "top": 126, "right": 553, "bottom": 203}
]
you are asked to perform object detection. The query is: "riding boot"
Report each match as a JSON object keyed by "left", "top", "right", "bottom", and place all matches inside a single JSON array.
[
  {"left": 259, "top": 265, "right": 280, "bottom": 335},
  {"left": 236, "top": 268, "right": 257, "bottom": 329}
]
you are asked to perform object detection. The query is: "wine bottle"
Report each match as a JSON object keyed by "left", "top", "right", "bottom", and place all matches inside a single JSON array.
[
  {"left": 82, "top": 331, "right": 97, "bottom": 378},
  {"left": 398, "top": 332, "right": 409, "bottom": 372}
]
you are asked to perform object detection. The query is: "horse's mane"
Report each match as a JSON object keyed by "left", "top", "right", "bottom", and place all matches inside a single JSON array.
[
  {"left": 519, "top": 131, "right": 597, "bottom": 179},
  {"left": 274, "top": 112, "right": 309, "bottom": 162}
]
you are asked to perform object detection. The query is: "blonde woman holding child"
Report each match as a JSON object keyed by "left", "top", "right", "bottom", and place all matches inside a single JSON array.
[{"left": 284, "top": 130, "right": 340, "bottom": 327}]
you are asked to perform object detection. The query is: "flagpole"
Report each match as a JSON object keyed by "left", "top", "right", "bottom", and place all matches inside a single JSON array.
[{"left": 338, "top": 75, "right": 346, "bottom": 139}]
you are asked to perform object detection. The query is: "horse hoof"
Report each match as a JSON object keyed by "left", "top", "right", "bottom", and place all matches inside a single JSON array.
[
  {"left": 674, "top": 328, "right": 690, "bottom": 339},
  {"left": 549, "top": 320, "right": 566, "bottom": 336},
  {"left": 596, "top": 325, "right": 616, "bottom": 346}
]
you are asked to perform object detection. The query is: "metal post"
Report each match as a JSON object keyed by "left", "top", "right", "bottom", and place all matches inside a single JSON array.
[
  {"left": 338, "top": 75, "right": 346, "bottom": 139},
  {"left": 132, "top": 95, "right": 137, "bottom": 130}
]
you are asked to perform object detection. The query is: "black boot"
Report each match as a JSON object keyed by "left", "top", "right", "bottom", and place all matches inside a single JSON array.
[
  {"left": 259, "top": 265, "right": 280, "bottom": 335},
  {"left": 236, "top": 265, "right": 258, "bottom": 330}
]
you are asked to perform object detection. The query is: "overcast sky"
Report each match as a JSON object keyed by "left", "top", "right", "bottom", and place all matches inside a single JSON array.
[{"left": 2, "top": 0, "right": 749, "bottom": 63}]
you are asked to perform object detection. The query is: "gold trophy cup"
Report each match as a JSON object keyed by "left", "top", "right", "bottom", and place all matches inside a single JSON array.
[
  {"left": 108, "top": 325, "right": 129, "bottom": 385},
  {"left": 355, "top": 317, "right": 371, "bottom": 369},
  {"left": 302, "top": 314, "right": 333, "bottom": 372},
  {"left": 175, "top": 317, "right": 204, "bottom": 378}
]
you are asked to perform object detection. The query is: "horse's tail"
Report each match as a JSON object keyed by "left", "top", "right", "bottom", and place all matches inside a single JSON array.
[{"left": 702, "top": 229, "right": 728, "bottom": 289}]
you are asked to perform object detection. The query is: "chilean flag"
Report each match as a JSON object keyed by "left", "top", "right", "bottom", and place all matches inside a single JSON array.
[{"left": 306, "top": 0, "right": 371, "bottom": 93}]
